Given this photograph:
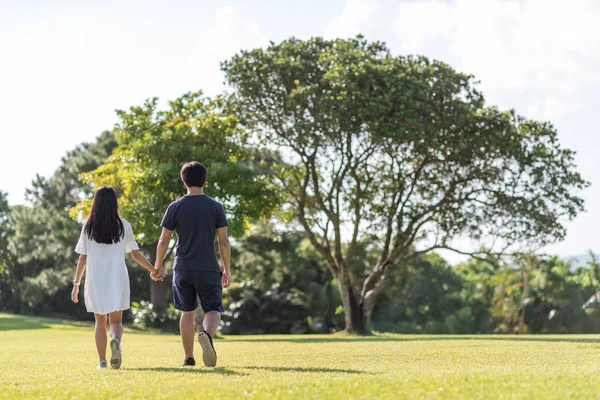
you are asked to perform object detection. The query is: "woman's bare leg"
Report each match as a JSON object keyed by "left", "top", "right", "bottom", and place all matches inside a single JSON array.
[
  {"left": 108, "top": 311, "right": 123, "bottom": 342},
  {"left": 94, "top": 314, "right": 108, "bottom": 362}
]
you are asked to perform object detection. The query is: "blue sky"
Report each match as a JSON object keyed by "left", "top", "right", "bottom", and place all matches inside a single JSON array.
[{"left": 1, "top": 0, "right": 598, "bottom": 262}]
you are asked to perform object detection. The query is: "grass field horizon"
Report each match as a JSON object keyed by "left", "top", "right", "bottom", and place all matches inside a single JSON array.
[{"left": 2, "top": 313, "right": 600, "bottom": 399}]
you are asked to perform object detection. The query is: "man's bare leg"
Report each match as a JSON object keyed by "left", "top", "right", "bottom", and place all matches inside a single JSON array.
[
  {"left": 180, "top": 310, "right": 196, "bottom": 358},
  {"left": 198, "top": 310, "right": 220, "bottom": 367},
  {"left": 203, "top": 311, "right": 221, "bottom": 337}
]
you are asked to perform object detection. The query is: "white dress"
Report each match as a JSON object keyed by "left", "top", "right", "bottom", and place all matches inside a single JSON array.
[{"left": 75, "top": 219, "right": 139, "bottom": 315}]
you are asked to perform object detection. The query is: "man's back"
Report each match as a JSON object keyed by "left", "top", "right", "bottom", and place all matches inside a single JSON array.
[
  {"left": 154, "top": 161, "right": 231, "bottom": 368},
  {"left": 161, "top": 194, "right": 228, "bottom": 272}
]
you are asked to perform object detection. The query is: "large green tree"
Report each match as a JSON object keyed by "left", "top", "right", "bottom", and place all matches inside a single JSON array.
[
  {"left": 222, "top": 36, "right": 588, "bottom": 333},
  {"left": 74, "top": 92, "right": 278, "bottom": 310}
]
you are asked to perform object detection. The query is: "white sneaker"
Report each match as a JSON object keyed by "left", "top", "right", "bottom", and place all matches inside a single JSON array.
[
  {"left": 98, "top": 360, "right": 108, "bottom": 369},
  {"left": 198, "top": 331, "right": 217, "bottom": 367},
  {"left": 110, "top": 339, "right": 122, "bottom": 369}
]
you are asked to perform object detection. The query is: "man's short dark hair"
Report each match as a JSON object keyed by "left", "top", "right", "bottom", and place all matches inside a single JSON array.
[{"left": 180, "top": 161, "right": 207, "bottom": 188}]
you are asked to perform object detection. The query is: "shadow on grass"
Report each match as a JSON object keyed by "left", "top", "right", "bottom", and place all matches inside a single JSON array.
[
  {"left": 0, "top": 313, "right": 181, "bottom": 335},
  {"left": 128, "top": 367, "right": 244, "bottom": 375},
  {"left": 224, "top": 336, "right": 424, "bottom": 344},
  {"left": 240, "top": 366, "right": 370, "bottom": 374},
  {"left": 0, "top": 315, "right": 153, "bottom": 333},
  {"left": 223, "top": 336, "right": 402, "bottom": 344},
  {"left": 128, "top": 365, "right": 368, "bottom": 375},
  {"left": 223, "top": 336, "right": 600, "bottom": 344},
  {"left": 0, "top": 316, "right": 53, "bottom": 331}
]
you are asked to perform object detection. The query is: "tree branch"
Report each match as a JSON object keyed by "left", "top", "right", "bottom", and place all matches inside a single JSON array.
[{"left": 296, "top": 161, "right": 339, "bottom": 275}]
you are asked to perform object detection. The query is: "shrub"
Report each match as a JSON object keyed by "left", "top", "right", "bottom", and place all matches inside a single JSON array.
[
  {"left": 222, "top": 281, "right": 311, "bottom": 334},
  {"left": 131, "top": 301, "right": 180, "bottom": 332}
]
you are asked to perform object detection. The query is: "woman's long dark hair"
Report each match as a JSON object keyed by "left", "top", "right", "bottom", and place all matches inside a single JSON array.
[{"left": 84, "top": 186, "right": 124, "bottom": 244}]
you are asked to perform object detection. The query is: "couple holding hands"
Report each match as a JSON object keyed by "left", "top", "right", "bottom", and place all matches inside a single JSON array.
[{"left": 71, "top": 161, "right": 231, "bottom": 369}]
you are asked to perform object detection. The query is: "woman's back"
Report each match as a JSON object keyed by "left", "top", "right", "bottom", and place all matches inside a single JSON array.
[{"left": 75, "top": 218, "right": 138, "bottom": 316}]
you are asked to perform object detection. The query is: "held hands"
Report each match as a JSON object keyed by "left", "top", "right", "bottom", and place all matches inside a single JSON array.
[{"left": 150, "top": 265, "right": 165, "bottom": 281}]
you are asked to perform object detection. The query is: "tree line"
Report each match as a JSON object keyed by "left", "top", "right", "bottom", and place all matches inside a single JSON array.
[{"left": 0, "top": 37, "right": 590, "bottom": 334}]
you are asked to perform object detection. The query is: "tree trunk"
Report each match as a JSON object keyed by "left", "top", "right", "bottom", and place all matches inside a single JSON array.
[
  {"left": 358, "top": 259, "right": 404, "bottom": 334},
  {"left": 518, "top": 267, "right": 530, "bottom": 334},
  {"left": 339, "top": 280, "right": 368, "bottom": 334},
  {"left": 362, "top": 296, "right": 376, "bottom": 334},
  {"left": 150, "top": 277, "right": 171, "bottom": 313}
]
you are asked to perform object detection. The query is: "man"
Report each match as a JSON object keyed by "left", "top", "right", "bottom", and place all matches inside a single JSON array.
[{"left": 154, "top": 161, "right": 232, "bottom": 367}]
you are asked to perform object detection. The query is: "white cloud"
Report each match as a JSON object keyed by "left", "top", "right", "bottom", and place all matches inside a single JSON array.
[
  {"left": 389, "top": 0, "right": 600, "bottom": 262},
  {"left": 392, "top": 0, "right": 600, "bottom": 120},
  {"left": 187, "top": 6, "right": 269, "bottom": 96},
  {"left": 324, "top": 0, "right": 378, "bottom": 39}
]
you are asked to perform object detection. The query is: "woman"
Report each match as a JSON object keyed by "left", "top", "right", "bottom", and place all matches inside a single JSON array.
[{"left": 71, "top": 186, "right": 160, "bottom": 369}]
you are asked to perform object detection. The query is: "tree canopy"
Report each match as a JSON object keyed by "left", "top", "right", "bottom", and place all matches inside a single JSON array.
[{"left": 73, "top": 92, "right": 278, "bottom": 246}]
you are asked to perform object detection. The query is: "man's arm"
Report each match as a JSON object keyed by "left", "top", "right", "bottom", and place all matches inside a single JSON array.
[
  {"left": 155, "top": 227, "right": 173, "bottom": 275},
  {"left": 217, "top": 226, "right": 231, "bottom": 288}
]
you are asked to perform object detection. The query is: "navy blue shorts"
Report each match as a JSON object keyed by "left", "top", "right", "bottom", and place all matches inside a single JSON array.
[{"left": 172, "top": 269, "right": 224, "bottom": 313}]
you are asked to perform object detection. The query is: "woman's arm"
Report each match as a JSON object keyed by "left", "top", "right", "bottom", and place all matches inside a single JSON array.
[
  {"left": 130, "top": 250, "right": 160, "bottom": 277},
  {"left": 71, "top": 255, "right": 87, "bottom": 303}
]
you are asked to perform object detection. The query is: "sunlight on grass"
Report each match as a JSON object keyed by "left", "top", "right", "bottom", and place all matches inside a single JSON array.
[{"left": 1, "top": 313, "right": 600, "bottom": 399}]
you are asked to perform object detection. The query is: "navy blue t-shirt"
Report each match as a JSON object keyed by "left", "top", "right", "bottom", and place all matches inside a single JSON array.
[{"left": 161, "top": 195, "right": 228, "bottom": 272}]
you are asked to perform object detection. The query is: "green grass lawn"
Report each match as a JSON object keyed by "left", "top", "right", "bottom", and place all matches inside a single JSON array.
[{"left": 2, "top": 313, "right": 600, "bottom": 399}]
